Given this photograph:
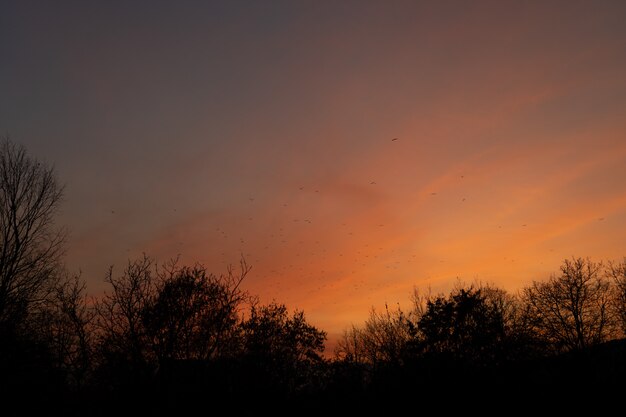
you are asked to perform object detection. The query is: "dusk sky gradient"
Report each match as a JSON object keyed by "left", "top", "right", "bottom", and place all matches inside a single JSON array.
[{"left": 2, "top": 1, "right": 626, "bottom": 342}]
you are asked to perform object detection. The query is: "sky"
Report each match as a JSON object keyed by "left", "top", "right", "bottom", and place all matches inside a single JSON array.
[{"left": 1, "top": 1, "right": 626, "bottom": 344}]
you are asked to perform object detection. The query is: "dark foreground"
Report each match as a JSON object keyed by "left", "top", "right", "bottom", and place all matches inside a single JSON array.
[{"left": 2, "top": 339, "right": 625, "bottom": 416}]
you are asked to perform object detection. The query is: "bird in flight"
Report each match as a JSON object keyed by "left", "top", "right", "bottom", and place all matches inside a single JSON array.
[
  {"left": 391, "top": 137, "right": 399, "bottom": 141},
  {"left": 598, "top": 217, "right": 605, "bottom": 221},
  {"left": 370, "top": 181, "right": 376, "bottom": 185},
  {"left": 430, "top": 192, "right": 437, "bottom": 196}
]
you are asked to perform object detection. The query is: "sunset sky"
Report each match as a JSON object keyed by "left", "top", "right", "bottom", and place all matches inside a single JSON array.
[{"left": 1, "top": 1, "right": 626, "bottom": 342}]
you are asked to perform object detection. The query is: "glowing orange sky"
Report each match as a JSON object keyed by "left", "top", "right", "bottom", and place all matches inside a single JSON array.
[{"left": 1, "top": 1, "right": 626, "bottom": 342}]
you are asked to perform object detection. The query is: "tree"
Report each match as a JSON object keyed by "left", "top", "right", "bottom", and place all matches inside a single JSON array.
[
  {"left": 522, "top": 257, "right": 617, "bottom": 352},
  {"left": 0, "top": 138, "right": 66, "bottom": 413},
  {"left": 0, "top": 137, "right": 65, "bottom": 329},
  {"left": 607, "top": 258, "right": 626, "bottom": 336},
  {"left": 335, "top": 304, "right": 415, "bottom": 365},
  {"left": 39, "top": 273, "right": 94, "bottom": 387},
  {"left": 94, "top": 255, "right": 156, "bottom": 379},
  {"left": 335, "top": 325, "right": 367, "bottom": 364},
  {"left": 417, "top": 285, "right": 509, "bottom": 363},
  {"left": 242, "top": 301, "right": 327, "bottom": 393},
  {"left": 95, "top": 255, "right": 252, "bottom": 389},
  {"left": 142, "top": 260, "right": 249, "bottom": 362}
]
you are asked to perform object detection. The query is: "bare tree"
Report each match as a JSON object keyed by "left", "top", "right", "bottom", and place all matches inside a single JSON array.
[
  {"left": 606, "top": 258, "right": 626, "bottom": 336},
  {"left": 335, "top": 325, "right": 367, "bottom": 363},
  {"left": 95, "top": 256, "right": 251, "bottom": 378},
  {"left": 0, "top": 137, "right": 65, "bottom": 328},
  {"left": 95, "top": 255, "right": 156, "bottom": 372},
  {"left": 39, "top": 273, "right": 94, "bottom": 386},
  {"left": 522, "top": 257, "right": 617, "bottom": 352},
  {"left": 335, "top": 303, "right": 415, "bottom": 365}
]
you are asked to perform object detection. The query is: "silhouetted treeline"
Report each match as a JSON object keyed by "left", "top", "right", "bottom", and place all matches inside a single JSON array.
[
  {"left": 4, "top": 255, "right": 626, "bottom": 415},
  {"left": 332, "top": 257, "right": 626, "bottom": 409},
  {"left": 2, "top": 138, "right": 626, "bottom": 414},
  {"left": 1, "top": 255, "right": 329, "bottom": 416}
]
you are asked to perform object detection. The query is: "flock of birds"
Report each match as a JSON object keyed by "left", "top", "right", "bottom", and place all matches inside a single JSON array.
[
  {"left": 214, "top": 136, "right": 470, "bottom": 298},
  {"left": 109, "top": 136, "right": 609, "bottom": 304}
]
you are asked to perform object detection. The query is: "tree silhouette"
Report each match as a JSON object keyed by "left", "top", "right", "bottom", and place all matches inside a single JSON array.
[
  {"left": 606, "top": 258, "right": 626, "bottom": 336},
  {"left": 0, "top": 138, "right": 68, "bottom": 415},
  {"left": 143, "top": 260, "right": 249, "bottom": 362},
  {"left": 335, "top": 324, "right": 367, "bottom": 364},
  {"left": 241, "top": 301, "right": 327, "bottom": 394},
  {"left": 38, "top": 273, "right": 94, "bottom": 387},
  {"left": 0, "top": 137, "right": 65, "bottom": 331},
  {"left": 523, "top": 257, "right": 617, "bottom": 352},
  {"left": 335, "top": 304, "right": 415, "bottom": 365},
  {"left": 417, "top": 285, "right": 508, "bottom": 363},
  {"left": 94, "top": 255, "right": 156, "bottom": 382}
]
